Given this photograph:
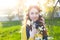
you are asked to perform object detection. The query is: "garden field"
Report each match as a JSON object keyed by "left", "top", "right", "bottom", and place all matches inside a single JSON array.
[{"left": 0, "top": 18, "right": 60, "bottom": 40}]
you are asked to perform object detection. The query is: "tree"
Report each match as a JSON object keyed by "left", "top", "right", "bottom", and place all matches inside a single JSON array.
[
  {"left": 6, "top": 9, "right": 14, "bottom": 21},
  {"left": 43, "top": 0, "right": 56, "bottom": 19}
]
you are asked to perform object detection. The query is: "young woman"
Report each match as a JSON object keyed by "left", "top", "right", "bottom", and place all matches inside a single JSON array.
[{"left": 21, "top": 6, "right": 48, "bottom": 40}]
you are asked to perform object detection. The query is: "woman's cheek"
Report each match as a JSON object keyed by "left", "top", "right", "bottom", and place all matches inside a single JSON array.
[{"left": 29, "top": 15, "right": 34, "bottom": 20}]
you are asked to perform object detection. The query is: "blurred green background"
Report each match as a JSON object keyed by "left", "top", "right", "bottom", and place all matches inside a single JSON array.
[
  {"left": 0, "top": 18, "right": 60, "bottom": 40},
  {"left": 0, "top": 0, "right": 60, "bottom": 40},
  {"left": 0, "top": 21, "right": 21, "bottom": 40}
]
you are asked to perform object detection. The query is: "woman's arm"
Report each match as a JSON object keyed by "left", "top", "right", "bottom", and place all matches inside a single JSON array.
[
  {"left": 28, "top": 37, "right": 34, "bottom": 40},
  {"left": 21, "top": 26, "right": 27, "bottom": 40},
  {"left": 21, "top": 26, "right": 35, "bottom": 40}
]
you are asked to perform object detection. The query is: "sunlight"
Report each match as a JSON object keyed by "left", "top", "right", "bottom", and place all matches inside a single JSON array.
[
  {"left": 0, "top": 0, "right": 19, "bottom": 10},
  {"left": 24, "top": 0, "right": 47, "bottom": 15},
  {"left": 24, "top": 0, "right": 47, "bottom": 8},
  {"left": 24, "top": 0, "right": 38, "bottom": 8},
  {"left": 0, "top": 0, "right": 19, "bottom": 17}
]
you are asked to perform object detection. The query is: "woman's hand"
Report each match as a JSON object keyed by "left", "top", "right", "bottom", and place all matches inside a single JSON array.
[{"left": 29, "top": 26, "right": 37, "bottom": 38}]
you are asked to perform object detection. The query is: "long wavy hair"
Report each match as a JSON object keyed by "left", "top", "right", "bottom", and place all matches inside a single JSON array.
[{"left": 22, "top": 6, "right": 44, "bottom": 30}]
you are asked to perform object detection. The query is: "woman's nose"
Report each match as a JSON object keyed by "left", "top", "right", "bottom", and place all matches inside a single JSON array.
[{"left": 33, "top": 14, "right": 36, "bottom": 17}]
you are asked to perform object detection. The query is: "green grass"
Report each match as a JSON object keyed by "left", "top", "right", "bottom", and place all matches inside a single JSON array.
[
  {"left": 45, "top": 18, "right": 60, "bottom": 40},
  {"left": 0, "top": 21, "right": 21, "bottom": 40},
  {"left": 0, "top": 18, "right": 60, "bottom": 40}
]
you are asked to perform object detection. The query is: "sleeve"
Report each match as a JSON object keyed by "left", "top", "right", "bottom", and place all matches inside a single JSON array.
[
  {"left": 21, "top": 26, "right": 27, "bottom": 40},
  {"left": 21, "top": 26, "right": 34, "bottom": 40},
  {"left": 28, "top": 37, "right": 34, "bottom": 40}
]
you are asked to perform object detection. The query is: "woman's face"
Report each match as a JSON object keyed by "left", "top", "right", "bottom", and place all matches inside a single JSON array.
[{"left": 29, "top": 8, "right": 40, "bottom": 22}]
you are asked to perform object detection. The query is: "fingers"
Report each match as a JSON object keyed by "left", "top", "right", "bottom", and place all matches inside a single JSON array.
[{"left": 29, "top": 27, "right": 37, "bottom": 38}]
